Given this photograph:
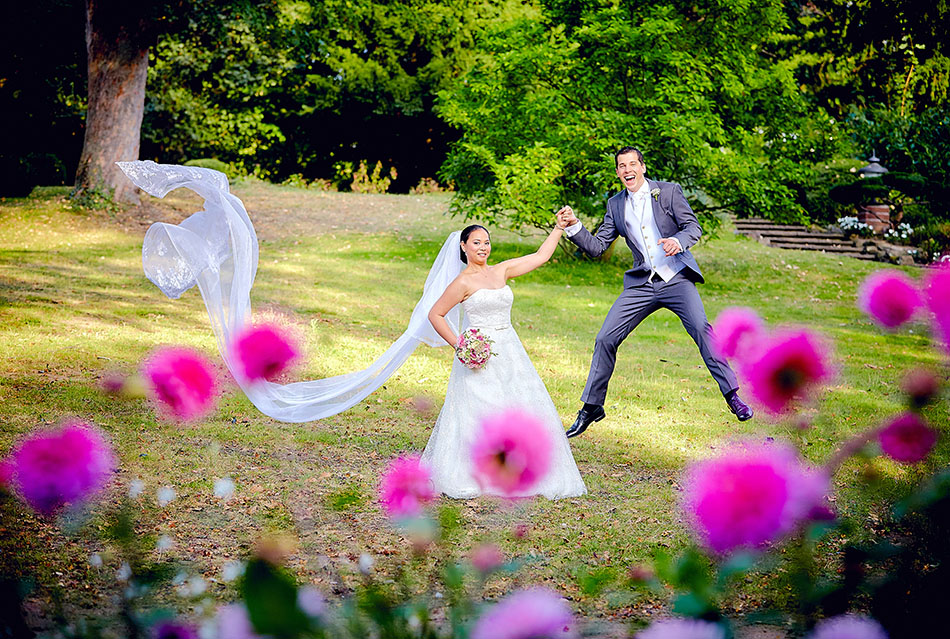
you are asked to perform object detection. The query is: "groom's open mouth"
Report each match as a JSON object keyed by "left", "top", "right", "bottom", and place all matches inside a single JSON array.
[{"left": 623, "top": 174, "right": 638, "bottom": 183}]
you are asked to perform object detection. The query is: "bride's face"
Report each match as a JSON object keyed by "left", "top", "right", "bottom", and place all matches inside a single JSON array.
[{"left": 462, "top": 229, "right": 491, "bottom": 265}]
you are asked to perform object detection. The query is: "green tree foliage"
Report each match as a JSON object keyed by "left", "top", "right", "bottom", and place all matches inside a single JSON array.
[
  {"left": 783, "top": 0, "right": 950, "bottom": 118},
  {"left": 437, "top": 0, "right": 851, "bottom": 230},
  {"left": 144, "top": 0, "right": 497, "bottom": 188}
]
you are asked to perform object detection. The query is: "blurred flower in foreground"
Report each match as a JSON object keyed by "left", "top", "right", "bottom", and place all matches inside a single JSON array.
[
  {"left": 151, "top": 619, "right": 199, "bottom": 639},
  {"left": 858, "top": 269, "right": 922, "bottom": 329},
  {"left": 143, "top": 347, "right": 218, "bottom": 421},
  {"left": 901, "top": 368, "right": 940, "bottom": 408},
  {"left": 2, "top": 420, "right": 116, "bottom": 515},
  {"left": 711, "top": 307, "right": 765, "bottom": 361},
  {"left": 471, "top": 543, "right": 504, "bottom": 574},
  {"left": 923, "top": 263, "right": 950, "bottom": 352},
  {"left": 741, "top": 329, "right": 832, "bottom": 415},
  {"left": 297, "top": 585, "right": 327, "bottom": 618},
  {"left": 216, "top": 603, "right": 265, "bottom": 639},
  {"left": 636, "top": 617, "right": 726, "bottom": 639},
  {"left": 470, "top": 588, "right": 575, "bottom": 639},
  {"left": 221, "top": 560, "right": 246, "bottom": 583},
  {"left": 805, "top": 614, "right": 888, "bottom": 639},
  {"left": 878, "top": 412, "right": 938, "bottom": 465},
  {"left": 231, "top": 324, "right": 300, "bottom": 382},
  {"left": 128, "top": 478, "right": 145, "bottom": 499},
  {"left": 379, "top": 454, "right": 434, "bottom": 519},
  {"left": 682, "top": 440, "right": 829, "bottom": 554},
  {"left": 471, "top": 409, "right": 552, "bottom": 496}
]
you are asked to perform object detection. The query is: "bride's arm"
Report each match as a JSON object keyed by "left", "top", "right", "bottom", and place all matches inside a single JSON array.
[
  {"left": 428, "top": 277, "right": 468, "bottom": 348},
  {"left": 498, "top": 223, "right": 566, "bottom": 280}
]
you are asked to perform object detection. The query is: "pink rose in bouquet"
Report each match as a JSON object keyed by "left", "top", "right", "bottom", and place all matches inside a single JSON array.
[{"left": 456, "top": 328, "right": 496, "bottom": 370}]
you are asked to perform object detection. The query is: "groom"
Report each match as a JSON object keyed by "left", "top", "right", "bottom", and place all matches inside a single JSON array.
[{"left": 557, "top": 146, "right": 753, "bottom": 438}]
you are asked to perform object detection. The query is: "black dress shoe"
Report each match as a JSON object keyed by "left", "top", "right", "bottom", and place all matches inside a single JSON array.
[
  {"left": 565, "top": 405, "right": 606, "bottom": 438},
  {"left": 726, "top": 393, "right": 754, "bottom": 421}
]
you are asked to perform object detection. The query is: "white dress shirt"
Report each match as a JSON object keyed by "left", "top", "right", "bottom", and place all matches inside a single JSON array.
[{"left": 565, "top": 181, "right": 683, "bottom": 282}]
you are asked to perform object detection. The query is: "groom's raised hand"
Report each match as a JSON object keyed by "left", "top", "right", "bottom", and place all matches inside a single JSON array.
[
  {"left": 658, "top": 237, "right": 683, "bottom": 256},
  {"left": 556, "top": 206, "right": 578, "bottom": 228}
]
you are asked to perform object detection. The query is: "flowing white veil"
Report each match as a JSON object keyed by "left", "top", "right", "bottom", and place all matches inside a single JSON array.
[{"left": 117, "top": 161, "right": 464, "bottom": 422}]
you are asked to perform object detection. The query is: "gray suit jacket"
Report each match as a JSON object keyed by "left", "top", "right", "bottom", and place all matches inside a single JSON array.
[{"left": 568, "top": 179, "right": 704, "bottom": 288}]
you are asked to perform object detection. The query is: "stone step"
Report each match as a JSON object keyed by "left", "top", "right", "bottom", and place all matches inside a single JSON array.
[
  {"left": 734, "top": 219, "right": 810, "bottom": 231},
  {"left": 772, "top": 242, "right": 874, "bottom": 258},
  {"left": 768, "top": 236, "right": 851, "bottom": 246},
  {"left": 738, "top": 229, "right": 845, "bottom": 240}
]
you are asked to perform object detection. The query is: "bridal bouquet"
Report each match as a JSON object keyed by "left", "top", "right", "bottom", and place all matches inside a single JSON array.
[{"left": 456, "top": 328, "right": 496, "bottom": 370}]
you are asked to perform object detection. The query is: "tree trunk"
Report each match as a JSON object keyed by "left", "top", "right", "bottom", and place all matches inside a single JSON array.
[{"left": 73, "top": 0, "right": 152, "bottom": 205}]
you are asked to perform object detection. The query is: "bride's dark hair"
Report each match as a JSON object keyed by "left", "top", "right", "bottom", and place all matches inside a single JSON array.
[{"left": 459, "top": 224, "right": 489, "bottom": 263}]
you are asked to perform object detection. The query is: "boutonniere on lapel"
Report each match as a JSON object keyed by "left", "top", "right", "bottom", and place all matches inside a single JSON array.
[{"left": 650, "top": 187, "right": 661, "bottom": 201}]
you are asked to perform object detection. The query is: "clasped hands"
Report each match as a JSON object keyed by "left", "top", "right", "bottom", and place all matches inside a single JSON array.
[{"left": 555, "top": 205, "right": 682, "bottom": 256}]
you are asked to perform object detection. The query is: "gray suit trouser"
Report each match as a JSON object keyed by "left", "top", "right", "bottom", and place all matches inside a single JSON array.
[{"left": 581, "top": 271, "right": 739, "bottom": 405}]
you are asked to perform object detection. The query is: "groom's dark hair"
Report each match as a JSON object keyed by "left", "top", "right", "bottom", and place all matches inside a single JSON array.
[
  {"left": 615, "top": 146, "right": 645, "bottom": 166},
  {"left": 459, "top": 224, "right": 489, "bottom": 263}
]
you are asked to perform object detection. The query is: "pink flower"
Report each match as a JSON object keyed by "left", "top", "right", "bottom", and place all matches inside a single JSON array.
[
  {"left": 858, "top": 270, "right": 923, "bottom": 329},
  {"left": 741, "top": 329, "right": 832, "bottom": 415},
  {"left": 3, "top": 420, "right": 116, "bottom": 515},
  {"left": 378, "top": 455, "right": 434, "bottom": 519},
  {"left": 143, "top": 347, "right": 218, "bottom": 421},
  {"left": 806, "top": 614, "right": 888, "bottom": 639},
  {"left": 470, "top": 409, "right": 553, "bottom": 496},
  {"left": 471, "top": 543, "right": 504, "bottom": 573},
  {"left": 711, "top": 307, "right": 765, "bottom": 362},
  {"left": 923, "top": 263, "right": 950, "bottom": 352},
  {"left": 636, "top": 618, "right": 726, "bottom": 639},
  {"left": 470, "top": 588, "right": 575, "bottom": 639},
  {"left": 215, "top": 604, "right": 265, "bottom": 639},
  {"left": 878, "top": 412, "right": 938, "bottom": 464},
  {"left": 682, "top": 440, "right": 829, "bottom": 554},
  {"left": 232, "top": 324, "right": 300, "bottom": 382}
]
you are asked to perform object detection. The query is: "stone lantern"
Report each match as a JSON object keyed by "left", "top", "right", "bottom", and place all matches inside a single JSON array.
[{"left": 856, "top": 153, "right": 891, "bottom": 233}]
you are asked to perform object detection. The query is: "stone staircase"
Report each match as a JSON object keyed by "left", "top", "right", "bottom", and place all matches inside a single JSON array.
[{"left": 733, "top": 218, "right": 877, "bottom": 261}]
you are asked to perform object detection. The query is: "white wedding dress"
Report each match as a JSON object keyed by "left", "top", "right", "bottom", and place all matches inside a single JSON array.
[{"left": 421, "top": 285, "right": 587, "bottom": 499}]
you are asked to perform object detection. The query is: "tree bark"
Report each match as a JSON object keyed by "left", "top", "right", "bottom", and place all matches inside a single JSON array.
[{"left": 73, "top": 0, "right": 152, "bottom": 205}]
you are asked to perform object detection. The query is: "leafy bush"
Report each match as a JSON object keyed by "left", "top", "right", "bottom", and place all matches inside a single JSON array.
[{"left": 183, "top": 158, "right": 231, "bottom": 175}]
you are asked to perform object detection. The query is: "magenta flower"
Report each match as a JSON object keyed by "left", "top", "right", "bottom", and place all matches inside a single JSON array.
[
  {"left": 858, "top": 269, "right": 923, "bottom": 329},
  {"left": 806, "top": 614, "right": 888, "bottom": 639},
  {"left": 470, "top": 588, "right": 575, "bottom": 639},
  {"left": 470, "top": 409, "right": 553, "bottom": 496},
  {"left": 710, "top": 307, "right": 765, "bottom": 362},
  {"left": 379, "top": 454, "right": 435, "bottom": 519},
  {"left": 637, "top": 618, "right": 726, "bottom": 639},
  {"left": 152, "top": 620, "right": 199, "bottom": 639},
  {"left": 682, "top": 440, "right": 829, "bottom": 554},
  {"left": 471, "top": 543, "right": 504, "bottom": 573},
  {"left": 3, "top": 420, "right": 116, "bottom": 515},
  {"left": 923, "top": 263, "right": 950, "bottom": 352},
  {"left": 741, "top": 329, "right": 832, "bottom": 415},
  {"left": 143, "top": 347, "right": 218, "bottom": 421},
  {"left": 232, "top": 324, "right": 300, "bottom": 382},
  {"left": 878, "top": 412, "right": 938, "bottom": 464}
]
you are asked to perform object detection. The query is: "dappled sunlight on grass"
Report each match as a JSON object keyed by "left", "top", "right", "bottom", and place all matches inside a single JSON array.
[{"left": 2, "top": 186, "right": 948, "bottom": 623}]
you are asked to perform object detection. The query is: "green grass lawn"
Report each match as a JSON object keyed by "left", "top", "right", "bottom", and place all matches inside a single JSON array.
[{"left": 1, "top": 183, "right": 947, "bottom": 631}]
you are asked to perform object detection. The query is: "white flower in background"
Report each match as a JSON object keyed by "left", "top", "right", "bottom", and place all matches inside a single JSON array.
[
  {"left": 172, "top": 571, "right": 188, "bottom": 586},
  {"left": 358, "top": 553, "right": 374, "bottom": 575},
  {"left": 213, "top": 477, "right": 235, "bottom": 500},
  {"left": 88, "top": 553, "right": 103, "bottom": 568},
  {"left": 157, "top": 485, "right": 176, "bottom": 507},
  {"left": 221, "top": 560, "right": 246, "bottom": 583},
  {"left": 116, "top": 562, "right": 132, "bottom": 582},
  {"left": 128, "top": 479, "right": 145, "bottom": 499},
  {"left": 156, "top": 534, "right": 174, "bottom": 552},
  {"left": 187, "top": 577, "right": 207, "bottom": 596}
]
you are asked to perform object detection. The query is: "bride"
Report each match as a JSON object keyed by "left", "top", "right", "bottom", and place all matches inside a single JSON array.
[{"left": 422, "top": 223, "right": 587, "bottom": 499}]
